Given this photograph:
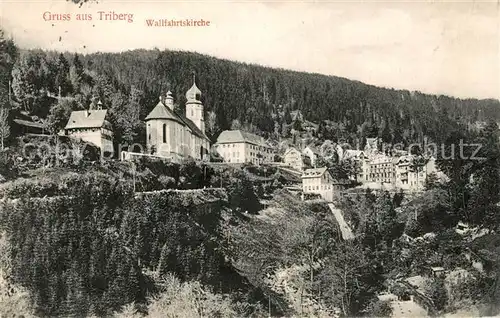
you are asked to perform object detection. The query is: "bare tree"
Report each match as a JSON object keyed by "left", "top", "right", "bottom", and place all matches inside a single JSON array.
[{"left": 0, "top": 108, "right": 10, "bottom": 150}]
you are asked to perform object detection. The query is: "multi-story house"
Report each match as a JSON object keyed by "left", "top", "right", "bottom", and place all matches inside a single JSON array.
[
  {"left": 302, "top": 167, "right": 347, "bottom": 201},
  {"left": 368, "top": 155, "right": 397, "bottom": 184},
  {"left": 64, "top": 100, "right": 114, "bottom": 155},
  {"left": 283, "top": 147, "right": 303, "bottom": 171},
  {"left": 214, "top": 130, "right": 274, "bottom": 165},
  {"left": 395, "top": 156, "right": 438, "bottom": 191},
  {"left": 145, "top": 76, "right": 210, "bottom": 162}
]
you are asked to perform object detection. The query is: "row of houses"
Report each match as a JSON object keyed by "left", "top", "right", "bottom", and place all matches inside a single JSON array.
[
  {"left": 52, "top": 75, "right": 439, "bottom": 197},
  {"left": 341, "top": 150, "right": 439, "bottom": 192}
]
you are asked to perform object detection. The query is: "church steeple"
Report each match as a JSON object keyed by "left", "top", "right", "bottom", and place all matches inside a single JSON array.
[
  {"left": 185, "top": 71, "right": 202, "bottom": 103},
  {"left": 185, "top": 71, "right": 204, "bottom": 133}
]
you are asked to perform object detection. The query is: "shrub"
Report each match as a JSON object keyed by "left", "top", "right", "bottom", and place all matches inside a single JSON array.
[{"left": 158, "top": 175, "right": 176, "bottom": 189}]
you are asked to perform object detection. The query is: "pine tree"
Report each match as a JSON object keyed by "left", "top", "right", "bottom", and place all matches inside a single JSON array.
[{"left": 0, "top": 107, "right": 9, "bottom": 150}]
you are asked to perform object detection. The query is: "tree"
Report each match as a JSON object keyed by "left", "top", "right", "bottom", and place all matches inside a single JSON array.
[
  {"left": 230, "top": 119, "right": 242, "bottom": 130},
  {"left": 11, "top": 51, "right": 52, "bottom": 113},
  {"left": 54, "top": 53, "right": 72, "bottom": 96},
  {"left": 318, "top": 241, "right": 383, "bottom": 316},
  {"left": 409, "top": 155, "right": 427, "bottom": 191},
  {"left": 0, "top": 107, "right": 9, "bottom": 150},
  {"left": 426, "top": 277, "right": 448, "bottom": 311},
  {"left": 0, "top": 29, "right": 17, "bottom": 111},
  {"left": 206, "top": 110, "right": 218, "bottom": 138},
  {"left": 365, "top": 299, "right": 393, "bottom": 317},
  {"left": 45, "top": 97, "right": 76, "bottom": 135}
]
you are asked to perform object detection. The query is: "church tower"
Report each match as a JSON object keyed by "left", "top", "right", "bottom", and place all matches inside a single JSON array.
[{"left": 185, "top": 72, "right": 205, "bottom": 132}]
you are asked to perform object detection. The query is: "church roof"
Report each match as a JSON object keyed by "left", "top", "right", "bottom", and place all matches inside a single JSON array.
[
  {"left": 145, "top": 100, "right": 209, "bottom": 142},
  {"left": 145, "top": 101, "right": 182, "bottom": 122},
  {"left": 65, "top": 109, "right": 110, "bottom": 130},
  {"left": 175, "top": 111, "right": 210, "bottom": 142},
  {"left": 216, "top": 130, "right": 268, "bottom": 147}
]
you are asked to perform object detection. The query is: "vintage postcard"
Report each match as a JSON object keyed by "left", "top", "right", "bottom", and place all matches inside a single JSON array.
[{"left": 0, "top": 0, "right": 499, "bottom": 317}]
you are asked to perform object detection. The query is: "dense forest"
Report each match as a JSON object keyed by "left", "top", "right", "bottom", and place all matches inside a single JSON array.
[{"left": 5, "top": 40, "right": 500, "bottom": 149}]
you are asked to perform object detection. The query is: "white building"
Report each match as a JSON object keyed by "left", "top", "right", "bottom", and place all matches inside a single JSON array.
[
  {"left": 214, "top": 130, "right": 274, "bottom": 165},
  {"left": 145, "top": 77, "right": 210, "bottom": 162},
  {"left": 64, "top": 101, "right": 114, "bottom": 155},
  {"left": 342, "top": 149, "right": 368, "bottom": 182},
  {"left": 302, "top": 167, "right": 347, "bottom": 201},
  {"left": 368, "top": 155, "right": 397, "bottom": 184},
  {"left": 283, "top": 147, "right": 303, "bottom": 171},
  {"left": 302, "top": 145, "right": 320, "bottom": 167}
]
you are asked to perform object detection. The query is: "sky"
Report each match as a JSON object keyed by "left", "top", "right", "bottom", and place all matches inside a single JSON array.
[{"left": 0, "top": 0, "right": 499, "bottom": 100}]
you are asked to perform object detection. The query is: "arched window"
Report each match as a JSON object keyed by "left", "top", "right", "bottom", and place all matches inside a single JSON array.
[{"left": 163, "top": 124, "right": 167, "bottom": 143}]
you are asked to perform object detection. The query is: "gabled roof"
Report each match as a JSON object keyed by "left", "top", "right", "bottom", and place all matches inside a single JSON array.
[
  {"left": 284, "top": 147, "right": 301, "bottom": 156},
  {"left": 301, "top": 167, "right": 328, "bottom": 179},
  {"left": 303, "top": 144, "right": 320, "bottom": 155},
  {"left": 65, "top": 110, "right": 109, "bottom": 130},
  {"left": 365, "top": 137, "right": 378, "bottom": 148},
  {"left": 175, "top": 111, "right": 210, "bottom": 142},
  {"left": 216, "top": 130, "right": 268, "bottom": 147},
  {"left": 145, "top": 101, "right": 210, "bottom": 142},
  {"left": 145, "top": 101, "right": 181, "bottom": 122},
  {"left": 343, "top": 149, "right": 364, "bottom": 160}
]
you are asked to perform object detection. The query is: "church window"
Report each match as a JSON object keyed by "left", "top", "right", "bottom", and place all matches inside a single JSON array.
[
  {"left": 191, "top": 109, "right": 194, "bottom": 117},
  {"left": 163, "top": 124, "right": 166, "bottom": 143}
]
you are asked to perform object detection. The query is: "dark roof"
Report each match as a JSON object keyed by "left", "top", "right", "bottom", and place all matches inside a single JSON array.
[{"left": 65, "top": 110, "right": 109, "bottom": 130}]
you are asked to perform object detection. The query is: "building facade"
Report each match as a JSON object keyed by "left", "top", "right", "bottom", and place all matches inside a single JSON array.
[
  {"left": 368, "top": 155, "right": 397, "bottom": 184},
  {"left": 145, "top": 77, "right": 210, "bottom": 162},
  {"left": 302, "top": 145, "right": 320, "bottom": 167},
  {"left": 302, "top": 167, "right": 347, "bottom": 201},
  {"left": 214, "top": 130, "right": 274, "bottom": 165},
  {"left": 64, "top": 102, "right": 114, "bottom": 155},
  {"left": 283, "top": 147, "right": 303, "bottom": 171}
]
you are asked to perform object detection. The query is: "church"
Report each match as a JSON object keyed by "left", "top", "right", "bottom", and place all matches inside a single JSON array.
[{"left": 145, "top": 76, "right": 210, "bottom": 162}]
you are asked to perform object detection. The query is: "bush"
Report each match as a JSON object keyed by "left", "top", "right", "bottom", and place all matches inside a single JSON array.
[
  {"left": 426, "top": 278, "right": 448, "bottom": 311},
  {"left": 365, "top": 300, "right": 393, "bottom": 317},
  {"left": 158, "top": 175, "right": 176, "bottom": 189}
]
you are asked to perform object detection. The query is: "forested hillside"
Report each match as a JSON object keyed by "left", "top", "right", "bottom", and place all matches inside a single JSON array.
[{"left": 9, "top": 47, "right": 500, "bottom": 148}]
